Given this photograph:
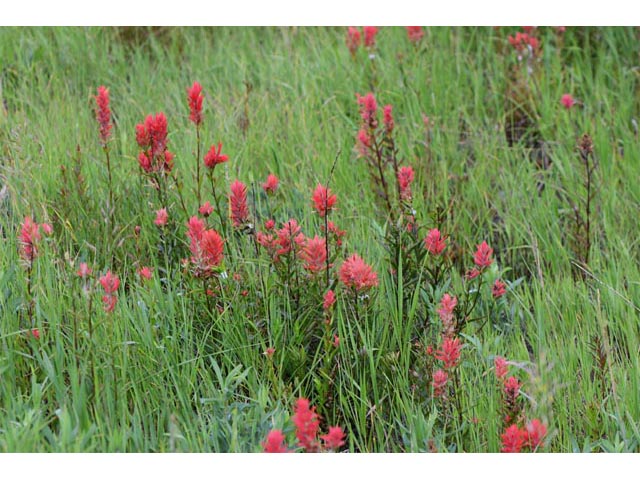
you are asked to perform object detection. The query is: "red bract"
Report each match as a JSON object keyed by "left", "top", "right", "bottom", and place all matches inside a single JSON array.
[
  {"left": 432, "top": 369, "right": 448, "bottom": 397},
  {"left": 492, "top": 279, "right": 507, "bottom": 298},
  {"left": 229, "top": 180, "right": 249, "bottom": 227},
  {"left": 323, "top": 221, "right": 346, "bottom": 247},
  {"left": 198, "top": 201, "right": 214, "bottom": 217},
  {"left": 135, "top": 113, "right": 173, "bottom": 174},
  {"left": 76, "top": 262, "right": 92, "bottom": 278},
  {"left": 18, "top": 216, "right": 41, "bottom": 263},
  {"left": 561, "top": 93, "right": 575, "bottom": 109},
  {"left": 204, "top": 142, "right": 229, "bottom": 169},
  {"left": 275, "top": 219, "right": 305, "bottom": 259},
  {"left": 501, "top": 424, "right": 526, "bottom": 453},
  {"left": 524, "top": 419, "right": 547, "bottom": 450},
  {"left": 154, "top": 208, "right": 168, "bottom": 227},
  {"left": 383, "top": 104, "right": 394, "bottom": 133},
  {"left": 406, "top": 26, "right": 424, "bottom": 43},
  {"left": 357, "top": 92, "right": 378, "bottom": 127},
  {"left": 346, "top": 27, "right": 361, "bottom": 55},
  {"left": 138, "top": 266, "right": 153, "bottom": 281},
  {"left": 321, "top": 426, "right": 346, "bottom": 450},
  {"left": 300, "top": 235, "right": 327, "bottom": 273},
  {"left": 262, "top": 429, "right": 289, "bottom": 453},
  {"left": 30, "top": 328, "right": 40, "bottom": 340},
  {"left": 323, "top": 290, "right": 336, "bottom": 310},
  {"left": 339, "top": 254, "right": 379, "bottom": 292},
  {"left": 504, "top": 376, "right": 521, "bottom": 403},
  {"left": 95, "top": 85, "right": 112, "bottom": 146},
  {"left": 264, "top": 219, "right": 275, "bottom": 230},
  {"left": 508, "top": 31, "right": 539, "bottom": 54},
  {"left": 435, "top": 336, "right": 462, "bottom": 370},
  {"left": 262, "top": 174, "right": 279, "bottom": 194},
  {"left": 494, "top": 356, "right": 508, "bottom": 379},
  {"left": 437, "top": 294, "right": 457, "bottom": 335},
  {"left": 397, "top": 166, "right": 415, "bottom": 202},
  {"left": 187, "top": 216, "right": 224, "bottom": 278},
  {"left": 99, "top": 270, "right": 119, "bottom": 313},
  {"left": 292, "top": 398, "right": 320, "bottom": 452},
  {"left": 363, "top": 26, "right": 378, "bottom": 48},
  {"left": 473, "top": 241, "right": 494, "bottom": 269},
  {"left": 424, "top": 228, "right": 446, "bottom": 255},
  {"left": 312, "top": 184, "right": 337, "bottom": 217},
  {"left": 187, "top": 81, "right": 203, "bottom": 125}
]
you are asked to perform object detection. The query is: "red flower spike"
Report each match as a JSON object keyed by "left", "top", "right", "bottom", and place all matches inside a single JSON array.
[
  {"left": 99, "top": 270, "right": 120, "bottom": 313},
  {"left": 262, "top": 174, "right": 279, "bottom": 194},
  {"left": 76, "top": 262, "right": 92, "bottom": 278},
  {"left": 494, "top": 356, "right": 508, "bottom": 379},
  {"left": 435, "top": 336, "right": 462, "bottom": 370},
  {"left": 292, "top": 398, "right": 320, "bottom": 452},
  {"left": 397, "top": 166, "right": 415, "bottom": 202},
  {"left": 321, "top": 426, "right": 346, "bottom": 450},
  {"left": 312, "top": 184, "right": 337, "bottom": 217},
  {"left": 363, "top": 26, "right": 378, "bottom": 48},
  {"left": 501, "top": 424, "right": 526, "bottom": 453},
  {"left": 424, "top": 228, "right": 446, "bottom": 256},
  {"left": 561, "top": 93, "right": 575, "bottom": 109},
  {"left": 229, "top": 180, "right": 249, "bottom": 227},
  {"left": 473, "top": 241, "right": 494, "bottom": 269},
  {"left": 301, "top": 235, "right": 327, "bottom": 273},
  {"left": 339, "top": 254, "right": 378, "bottom": 292},
  {"left": 383, "top": 104, "right": 394, "bottom": 133},
  {"left": 323, "top": 290, "right": 336, "bottom": 310},
  {"left": 138, "top": 266, "right": 153, "bottom": 281},
  {"left": 18, "top": 216, "right": 41, "bottom": 263},
  {"left": 406, "top": 26, "right": 424, "bottom": 43},
  {"left": 199, "top": 202, "right": 214, "bottom": 217},
  {"left": 154, "top": 208, "right": 168, "bottom": 227},
  {"left": 524, "top": 419, "right": 547, "bottom": 450},
  {"left": 204, "top": 142, "right": 229, "bottom": 169},
  {"left": 95, "top": 85, "right": 112, "bottom": 146},
  {"left": 432, "top": 369, "right": 448, "bottom": 397},
  {"left": 356, "top": 92, "right": 378, "bottom": 126},
  {"left": 492, "top": 279, "right": 507, "bottom": 298},
  {"left": 262, "top": 429, "right": 289, "bottom": 453},
  {"left": 187, "top": 81, "right": 203, "bottom": 126},
  {"left": 346, "top": 27, "right": 361, "bottom": 55}
]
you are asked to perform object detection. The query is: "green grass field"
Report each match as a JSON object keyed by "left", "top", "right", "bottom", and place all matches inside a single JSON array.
[{"left": 1, "top": 26, "right": 639, "bottom": 453}]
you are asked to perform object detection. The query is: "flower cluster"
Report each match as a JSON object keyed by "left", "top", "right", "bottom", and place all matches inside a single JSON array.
[
  {"left": 346, "top": 26, "right": 378, "bottom": 55},
  {"left": 187, "top": 81, "right": 203, "bottom": 126},
  {"left": 229, "top": 180, "right": 249, "bottom": 228},
  {"left": 339, "top": 254, "right": 378, "bottom": 293},
  {"left": 405, "top": 26, "right": 424, "bottom": 44},
  {"left": 95, "top": 85, "right": 112, "bottom": 146},
  {"left": 18, "top": 216, "right": 52, "bottom": 264},
  {"left": 186, "top": 216, "right": 224, "bottom": 278},
  {"left": 135, "top": 112, "right": 174, "bottom": 174},
  {"left": 99, "top": 270, "right": 120, "bottom": 313}
]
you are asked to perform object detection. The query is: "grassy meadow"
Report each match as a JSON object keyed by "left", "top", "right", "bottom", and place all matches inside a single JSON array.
[{"left": 0, "top": 26, "right": 639, "bottom": 452}]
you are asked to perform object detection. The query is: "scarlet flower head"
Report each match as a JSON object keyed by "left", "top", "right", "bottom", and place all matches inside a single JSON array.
[
  {"left": 339, "top": 254, "right": 379, "bottom": 292},
  {"left": 466, "top": 268, "right": 480, "bottom": 280},
  {"left": 274, "top": 219, "right": 305, "bottom": 259},
  {"left": 76, "top": 262, "right": 92, "bottom": 278},
  {"left": 135, "top": 112, "right": 173, "bottom": 174},
  {"left": 357, "top": 92, "right": 378, "bottom": 127},
  {"left": 41, "top": 223, "right": 53, "bottom": 235},
  {"left": 99, "top": 270, "right": 120, "bottom": 313},
  {"left": 494, "top": 356, "right": 508, "bottom": 379},
  {"left": 229, "top": 180, "right": 249, "bottom": 227},
  {"left": 95, "top": 85, "right": 112, "bottom": 146},
  {"left": 323, "top": 290, "right": 336, "bottom": 311},
  {"left": 29, "top": 328, "right": 41, "bottom": 340},
  {"left": 346, "top": 27, "right": 361, "bottom": 55},
  {"left": 432, "top": 369, "right": 448, "bottom": 397},
  {"left": 363, "top": 26, "right": 378, "bottom": 48},
  {"left": 323, "top": 221, "right": 346, "bottom": 247},
  {"left": 262, "top": 174, "right": 279, "bottom": 194},
  {"left": 312, "top": 183, "right": 337, "bottom": 217},
  {"left": 561, "top": 93, "right": 575, "bottom": 109},
  {"left": 501, "top": 424, "right": 526, "bottom": 453},
  {"left": 508, "top": 31, "right": 540, "bottom": 55},
  {"left": 262, "top": 429, "right": 289, "bottom": 453},
  {"left": 383, "top": 104, "right": 394, "bottom": 134},
  {"left": 18, "top": 216, "right": 42, "bottom": 263},
  {"left": 504, "top": 376, "right": 521, "bottom": 402},
  {"left": 264, "top": 219, "right": 275, "bottom": 230},
  {"left": 406, "top": 26, "right": 424, "bottom": 44},
  {"left": 524, "top": 419, "right": 547, "bottom": 450},
  {"left": 424, "top": 228, "right": 446, "bottom": 256},
  {"left": 357, "top": 128, "right": 371, "bottom": 156},
  {"left": 437, "top": 294, "right": 458, "bottom": 335},
  {"left": 492, "top": 279, "right": 507, "bottom": 298},
  {"left": 300, "top": 235, "right": 327, "bottom": 273},
  {"left": 435, "top": 336, "right": 462, "bottom": 370},
  {"left": 473, "top": 241, "right": 494, "bottom": 269},
  {"left": 199, "top": 202, "right": 214, "bottom": 217},
  {"left": 292, "top": 398, "right": 320, "bottom": 452},
  {"left": 154, "top": 208, "right": 168, "bottom": 227},
  {"left": 397, "top": 166, "right": 415, "bottom": 202},
  {"left": 187, "top": 81, "right": 203, "bottom": 125},
  {"left": 187, "top": 218, "right": 224, "bottom": 279},
  {"left": 204, "top": 142, "right": 229, "bottom": 169},
  {"left": 321, "top": 426, "right": 346, "bottom": 450},
  {"left": 138, "top": 266, "right": 153, "bottom": 281}
]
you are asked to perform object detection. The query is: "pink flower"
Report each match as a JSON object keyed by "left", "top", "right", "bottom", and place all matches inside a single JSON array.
[
  {"left": 363, "top": 26, "right": 378, "bottom": 48},
  {"left": 333, "top": 335, "right": 340, "bottom": 348},
  {"left": 135, "top": 113, "right": 173, "bottom": 174},
  {"left": 76, "top": 262, "right": 92, "bottom": 278},
  {"left": 41, "top": 223, "right": 53, "bottom": 235},
  {"left": 494, "top": 356, "right": 508, "bottom": 379},
  {"left": 357, "top": 92, "right": 378, "bottom": 127},
  {"left": 508, "top": 32, "right": 540, "bottom": 54},
  {"left": 466, "top": 268, "right": 480, "bottom": 280},
  {"left": 262, "top": 174, "right": 279, "bottom": 194},
  {"left": 300, "top": 235, "right": 327, "bottom": 273},
  {"left": 154, "top": 208, "right": 168, "bottom": 227},
  {"left": 561, "top": 93, "right": 575, "bottom": 109},
  {"left": 323, "top": 221, "right": 346, "bottom": 247},
  {"left": 264, "top": 347, "right": 276, "bottom": 357},
  {"left": 357, "top": 128, "right": 371, "bottom": 156},
  {"left": 435, "top": 336, "right": 462, "bottom": 370},
  {"left": 424, "top": 229, "right": 446, "bottom": 256},
  {"left": 432, "top": 369, "right": 448, "bottom": 397},
  {"left": 99, "top": 270, "right": 119, "bottom": 313},
  {"left": 501, "top": 424, "right": 526, "bottom": 453},
  {"left": 321, "top": 426, "right": 346, "bottom": 450},
  {"left": 187, "top": 220, "right": 224, "bottom": 278},
  {"left": 323, "top": 290, "right": 336, "bottom": 310},
  {"left": 198, "top": 202, "right": 214, "bottom": 217},
  {"left": 292, "top": 398, "right": 320, "bottom": 452},
  {"left": 95, "top": 85, "right": 112, "bottom": 146},
  {"left": 346, "top": 27, "right": 361, "bottom": 56},
  {"left": 524, "top": 419, "right": 547, "bottom": 450},
  {"left": 229, "top": 180, "right": 249, "bottom": 227},
  {"left": 383, "top": 105, "right": 394, "bottom": 133},
  {"left": 18, "top": 216, "right": 41, "bottom": 262},
  {"left": 504, "top": 376, "right": 521, "bottom": 404},
  {"left": 437, "top": 294, "right": 458, "bottom": 334},
  {"left": 262, "top": 429, "right": 289, "bottom": 453},
  {"left": 138, "top": 266, "right": 153, "bottom": 281},
  {"left": 339, "top": 254, "right": 379, "bottom": 292},
  {"left": 312, "top": 184, "right": 337, "bottom": 217},
  {"left": 203, "top": 142, "right": 229, "bottom": 169},
  {"left": 492, "top": 279, "right": 507, "bottom": 298},
  {"left": 264, "top": 219, "right": 275, "bottom": 230},
  {"left": 274, "top": 219, "right": 304, "bottom": 259},
  {"left": 397, "top": 166, "right": 414, "bottom": 202},
  {"left": 473, "top": 241, "right": 493, "bottom": 269},
  {"left": 187, "top": 81, "right": 203, "bottom": 125},
  {"left": 406, "top": 26, "right": 424, "bottom": 44}
]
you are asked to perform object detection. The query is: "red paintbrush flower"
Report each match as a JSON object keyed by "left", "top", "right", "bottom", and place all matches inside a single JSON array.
[
  {"left": 99, "top": 270, "right": 119, "bottom": 313},
  {"left": 187, "top": 81, "right": 203, "bottom": 125},
  {"left": 312, "top": 184, "right": 337, "bottom": 217},
  {"left": 494, "top": 356, "right": 508, "bottom": 379},
  {"left": 300, "top": 235, "right": 327, "bottom": 273},
  {"left": 204, "top": 142, "right": 229, "bottom": 169},
  {"left": 229, "top": 180, "right": 249, "bottom": 227},
  {"left": 501, "top": 424, "right": 526, "bottom": 453},
  {"left": 320, "top": 426, "right": 346, "bottom": 450},
  {"left": 339, "top": 254, "right": 378, "bottom": 292},
  {"left": 292, "top": 398, "right": 320, "bottom": 452},
  {"left": 406, "top": 26, "right": 424, "bottom": 43},
  {"left": 424, "top": 228, "right": 446, "bottom": 256},
  {"left": 262, "top": 429, "right": 289, "bottom": 453},
  {"left": 323, "top": 290, "right": 336, "bottom": 310},
  {"left": 363, "top": 26, "right": 378, "bottom": 48},
  {"left": 492, "top": 279, "right": 507, "bottom": 298},
  {"left": 432, "top": 369, "right": 448, "bottom": 397},
  {"left": 397, "top": 166, "right": 415, "bottom": 202},
  {"left": 435, "top": 336, "right": 462, "bottom": 370},
  {"left": 262, "top": 174, "right": 279, "bottom": 194},
  {"left": 18, "top": 216, "right": 41, "bottom": 263},
  {"left": 473, "top": 241, "right": 493, "bottom": 269},
  {"left": 95, "top": 85, "right": 112, "bottom": 146},
  {"left": 346, "top": 27, "right": 361, "bottom": 55}
]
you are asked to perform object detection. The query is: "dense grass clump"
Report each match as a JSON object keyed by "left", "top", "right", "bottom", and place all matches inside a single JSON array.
[{"left": 1, "top": 26, "right": 639, "bottom": 453}]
